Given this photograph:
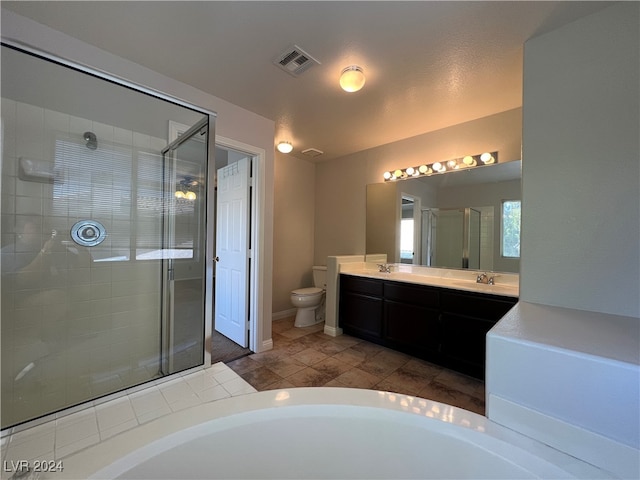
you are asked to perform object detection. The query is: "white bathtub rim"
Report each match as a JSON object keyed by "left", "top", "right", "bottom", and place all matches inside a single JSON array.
[
  {"left": 94, "top": 406, "right": 571, "bottom": 479},
  {"left": 56, "top": 387, "right": 611, "bottom": 479}
]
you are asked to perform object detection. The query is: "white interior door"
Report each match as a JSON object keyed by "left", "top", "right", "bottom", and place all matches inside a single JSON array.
[{"left": 215, "top": 157, "right": 250, "bottom": 347}]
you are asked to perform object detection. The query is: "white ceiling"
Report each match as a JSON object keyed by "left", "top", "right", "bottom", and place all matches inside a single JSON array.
[{"left": 3, "top": 1, "right": 613, "bottom": 162}]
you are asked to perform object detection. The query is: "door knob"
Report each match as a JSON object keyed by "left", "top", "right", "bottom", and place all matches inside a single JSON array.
[{"left": 214, "top": 256, "right": 220, "bottom": 262}]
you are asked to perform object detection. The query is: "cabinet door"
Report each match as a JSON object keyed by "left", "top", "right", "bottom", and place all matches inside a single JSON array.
[
  {"left": 340, "top": 292, "right": 383, "bottom": 341},
  {"left": 441, "top": 313, "right": 495, "bottom": 379},
  {"left": 384, "top": 300, "right": 440, "bottom": 357}
]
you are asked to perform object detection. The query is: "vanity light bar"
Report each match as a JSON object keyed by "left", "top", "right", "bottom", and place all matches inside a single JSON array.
[{"left": 383, "top": 151, "right": 498, "bottom": 182}]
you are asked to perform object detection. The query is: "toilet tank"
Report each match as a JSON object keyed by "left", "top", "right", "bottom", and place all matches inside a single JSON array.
[{"left": 312, "top": 266, "right": 327, "bottom": 289}]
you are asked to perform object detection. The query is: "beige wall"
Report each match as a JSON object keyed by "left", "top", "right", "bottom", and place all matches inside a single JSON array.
[
  {"left": 314, "top": 108, "right": 522, "bottom": 265},
  {"left": 520, "top": 2, "right": 639, "bottom": 317},
  {"left": 272, "top": 153, "right": 316, "bottom": 314},
  {"left": 365, "top": 183, "right": 399, "bottom": 263}
]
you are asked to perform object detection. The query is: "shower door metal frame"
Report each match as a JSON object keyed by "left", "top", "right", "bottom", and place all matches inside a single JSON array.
[
  {"left": 1, "top": 41, "right": 218, "bottom": 432},
  {"left": 160, "top": 116, "right": 211, "bottom": 376}
]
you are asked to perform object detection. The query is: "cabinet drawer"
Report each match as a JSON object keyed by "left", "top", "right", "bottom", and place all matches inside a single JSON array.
[
  {"left": 384, "top": 281, "right": 439, "bottom": 308},
  {"left": 440, "top": 291, "right": 516, "bottom": 320},
  {"left": 340, "top": 292, "right": 383, "bottom": 339},
  {"left": 340, "top": 274, "right": 383, "bottom": 296}
]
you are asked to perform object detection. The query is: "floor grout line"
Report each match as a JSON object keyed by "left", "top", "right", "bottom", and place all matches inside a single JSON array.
[{"left": 228, "top": 316, "right": 486, "bottom": 415}]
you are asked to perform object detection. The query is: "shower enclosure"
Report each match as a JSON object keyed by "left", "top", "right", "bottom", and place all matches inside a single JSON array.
[
  {"left": 1, "top": 45, "right": 213, "bottom": 428},
  {"left": 423, "top": 207, "right": 482, "bottom": 269}
]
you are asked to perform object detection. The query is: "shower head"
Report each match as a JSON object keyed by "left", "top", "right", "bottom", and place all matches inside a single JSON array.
[{"left": 84, "top": 131, "right": 97, "bottom": 150}]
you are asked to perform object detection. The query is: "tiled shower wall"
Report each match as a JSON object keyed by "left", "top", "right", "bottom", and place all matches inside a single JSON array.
[
  {"left": 479, "top": 207, "right": 494, "bottom": 271},
  {"left": 1, "top": 98, "right": 167, "bottom": 427}
]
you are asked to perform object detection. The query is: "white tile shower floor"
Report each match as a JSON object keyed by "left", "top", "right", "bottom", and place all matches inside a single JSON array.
[{"left": 0, "top": 363, "right": 256, "bottom": 477}]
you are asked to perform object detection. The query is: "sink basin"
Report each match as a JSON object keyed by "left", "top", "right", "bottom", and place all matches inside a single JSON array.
[
  {"left": 450, "top": 281, "right": 479, "bottom": 288},
  {"left": 449, "top": 280, "right": 518, "bottom": 294}
]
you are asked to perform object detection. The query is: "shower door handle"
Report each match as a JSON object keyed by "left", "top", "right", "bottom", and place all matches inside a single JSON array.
[{"left": 167, "top": 259, "right": 175, "bottom": 280}]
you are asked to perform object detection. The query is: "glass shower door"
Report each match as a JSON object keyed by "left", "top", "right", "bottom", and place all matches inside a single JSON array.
[
  {"left": 1, "top": 44, "right": 210, "bottom": 429},
  {"left": 1, "top": 127, "right": 168, "bottom": 427},
  {"left": 467, "top": 208, "right": 481, "bottom": 269},
  {"left": 160, "top": 119, "right": 208, "bottom": 375},
  {"left": 433, "top": 209, "right": 465, "bottom": 268}
]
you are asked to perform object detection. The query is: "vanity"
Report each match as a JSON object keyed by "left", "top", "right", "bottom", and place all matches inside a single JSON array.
[
  {"left": 331, "top": 159, "right": 521, "bottom": 379},
  {"left": 338, "top": 265, "right": 518, "bottom": 379}
]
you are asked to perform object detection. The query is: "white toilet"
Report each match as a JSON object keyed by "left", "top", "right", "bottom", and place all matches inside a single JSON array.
[{"left": 290, "top": 266, "right": 327, "bottom": 327}]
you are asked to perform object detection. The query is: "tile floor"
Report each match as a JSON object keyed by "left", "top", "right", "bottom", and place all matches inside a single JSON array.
[
  {"left": 228, "top": 316, "right": 486, "bottom": 415},
  {"left": 0, "top": 363, "right": 256, "bottom": 475},
  {"left": 1, "top": 317, "right": 485, "bottom": 476}
]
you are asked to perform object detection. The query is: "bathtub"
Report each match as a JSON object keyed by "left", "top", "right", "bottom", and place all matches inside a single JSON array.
[{"left": 62, "top": 388, "right": 609, "bottom": 479}]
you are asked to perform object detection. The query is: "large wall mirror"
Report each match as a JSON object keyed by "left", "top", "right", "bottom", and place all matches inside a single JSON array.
[{"left": 366, "top": 161, "right": 521, "bottom": 273}]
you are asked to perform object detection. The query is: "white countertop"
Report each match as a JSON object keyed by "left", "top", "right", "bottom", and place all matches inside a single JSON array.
[
  {"left": 489, "top": 301, "right": 640, "bottom": 365},
  {"left": 340, "top": 264, "right": 519, "bottom": 298}
]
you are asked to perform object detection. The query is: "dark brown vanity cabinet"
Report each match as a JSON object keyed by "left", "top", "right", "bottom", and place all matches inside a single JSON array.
[
  {"left": 339, "top": 274, "right": 517, "bottom": 379},
  {"left": 440, "top": 291, "right": 517, "bottom": 378},
  {"left": 383, "top": 282, "right": 440, "bottom": 359},
  {"left": 339, "top": 274, "right": 384, "bottom": 343}
]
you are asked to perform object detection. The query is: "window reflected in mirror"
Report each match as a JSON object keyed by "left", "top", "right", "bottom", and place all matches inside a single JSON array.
[{"left": 501, "top": 200, "right": 521, "bottom": 258}]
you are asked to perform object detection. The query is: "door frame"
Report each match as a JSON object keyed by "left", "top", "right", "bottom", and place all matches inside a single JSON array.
[
  {"left": 215, "top": 136, "right": 266, "bottom": 354},
  {"left": 399, "top": 192, "right": 422, "bottom": 265},
  {"left": 165, "top": 126, "right": 266, "bottom": 358}
]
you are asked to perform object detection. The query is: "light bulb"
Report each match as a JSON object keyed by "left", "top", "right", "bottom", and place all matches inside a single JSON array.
[
  {"left": 394, "top": 169, "right": 402, "bottom": 178},
  {"left": 418, "top": 165, "right": 428, "bottom": 174},
  {"left": 383, "top": 171, "right": 392, "bottom": 180},
  {"left": 175, "top": 191, "right": 185, "bottom": 199},
  {"left": 185, "top": 191, "right": 197, "bottom": 200},
  {"left": 405, "top": 167, "right": 415, "bottom": 176},
  {"left": 339, "top": 66, "right": 366, "bottom": 92},
  {"left": 480, "top": 152, "right": 494, "bottom": 163},
  {"left": 432, "top": 162, "right": 442, "bottom": 172},
  {"left": 277, "top": 141, "right": 293, "bottom": 153}
]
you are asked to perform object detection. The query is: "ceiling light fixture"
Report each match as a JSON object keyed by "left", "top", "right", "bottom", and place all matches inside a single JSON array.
[
  {"left": 277, "top": 141, "right": 293, "bottom": 154},
  {"left": 175, "top": 177, "right": 198, "bottom": 200},
  {"left": 383, "top": 152, "right": 499, "bottom": 182},
  {"left": 340, "top": 66, "right": 366, "bottom": 93}
]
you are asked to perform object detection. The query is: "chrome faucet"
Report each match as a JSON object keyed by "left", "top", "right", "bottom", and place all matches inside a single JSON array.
[
  {"left": 476, "top": 272, "right": 495, "bottom": 285},
  {"left": 377, "top": 263, "right": 391, "bottom": 273}
]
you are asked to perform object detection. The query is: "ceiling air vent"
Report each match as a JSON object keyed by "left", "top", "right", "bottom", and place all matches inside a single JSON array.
[
  {"left": 302, "top": 148, "right": 324, "bottom": 158},
  {"left": 274, "top": 45, "right": 320, "bottom": 77}
]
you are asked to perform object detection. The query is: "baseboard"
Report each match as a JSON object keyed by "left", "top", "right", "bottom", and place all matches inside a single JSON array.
[
  {"left": 260, "top": 338, "right": 273, "bottom": 352},
  {"left": 488, "top": 394, "right": 639, "bottom": 479},
  {"left": 272, "top": 308, "right": 296, "bottom": 321},
  {"left": 323, "top": 324, "right": 343, "bottom": 337}
]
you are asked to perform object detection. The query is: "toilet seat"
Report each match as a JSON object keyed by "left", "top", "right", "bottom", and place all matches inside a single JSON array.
[{"left": 291, "top": 287, "right": 323, "bottom": 297}]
